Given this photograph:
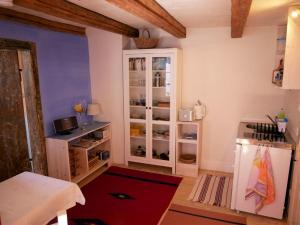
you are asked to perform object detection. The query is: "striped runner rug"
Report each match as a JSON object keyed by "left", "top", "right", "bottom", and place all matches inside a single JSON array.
[{"left": 188, "top": 174, "right": 233, "bottom": 208}]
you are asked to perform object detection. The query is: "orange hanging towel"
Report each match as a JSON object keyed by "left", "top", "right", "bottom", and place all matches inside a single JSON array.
[{"left": 245, "top": 148, "right": 275, "bottom": 213}]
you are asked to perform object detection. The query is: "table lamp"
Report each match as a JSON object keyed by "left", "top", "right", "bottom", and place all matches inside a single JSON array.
[{"left": 87, "top": 103, "right": 100, "bottom": 120}]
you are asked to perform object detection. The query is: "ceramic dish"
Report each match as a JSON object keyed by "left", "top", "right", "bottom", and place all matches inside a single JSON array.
[{"left": 179, "top": 154, "right": 196, "bottom": 164}]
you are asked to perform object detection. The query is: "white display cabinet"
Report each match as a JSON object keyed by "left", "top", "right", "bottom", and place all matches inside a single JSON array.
[{"left": 123, "top": 48, "right": 182, "bottom": 173}]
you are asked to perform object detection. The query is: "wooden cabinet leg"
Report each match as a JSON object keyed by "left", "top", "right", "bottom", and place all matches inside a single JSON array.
[
  {"left": 172, "top": 166, "right": 176, "bottom": 174},
  {"left": 57, "top": 210, "right": 68, "bottom": 225}
]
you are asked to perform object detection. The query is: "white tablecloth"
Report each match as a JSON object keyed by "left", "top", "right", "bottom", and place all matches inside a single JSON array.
[{"left": 0, "top": 172, "right": 85, "bottom": 225}]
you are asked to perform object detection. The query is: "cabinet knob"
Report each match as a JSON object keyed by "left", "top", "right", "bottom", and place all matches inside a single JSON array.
[
  {"left": 149, "top": 107, "right": 152, "bottom": 110},
  {"left": 146, "top": 107, "right": 148, "bottom": 109}
]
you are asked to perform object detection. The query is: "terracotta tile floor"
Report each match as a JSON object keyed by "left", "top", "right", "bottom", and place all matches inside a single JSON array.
[
  {"left": 80, "top": 163, "right": 288, "bottom": 225},
  {"left": 173, "top": 175, "right": 287, "bottom": 225},
  {"left": 124, "top": 163, "right": 288, "bottom": 225}
]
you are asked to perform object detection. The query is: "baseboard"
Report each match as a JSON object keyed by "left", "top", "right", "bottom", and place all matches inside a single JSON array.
[
  {"left": 113, "top": 159, "right": 234, "bottom": 174},
  {"left": 200, "top": 160, "right": 233, "bottom": 173}
]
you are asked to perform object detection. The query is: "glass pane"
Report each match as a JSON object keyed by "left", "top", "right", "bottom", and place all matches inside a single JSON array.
[
  {"left": 130, "top": 123, "right": 146, "bottom": 157},
  {"left": 152, "top": 124, "right": 170, "bottom": 161},
  {"left": 152, "top": 57, "right": 171, "bottom": 121},
  {"left": 129, "top": 57, "right": 146, "bottom": 120}
]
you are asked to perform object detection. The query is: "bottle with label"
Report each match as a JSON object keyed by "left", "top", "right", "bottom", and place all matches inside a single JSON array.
[{"left": 154, "top": 72, "right": 161, "bottom": 87}]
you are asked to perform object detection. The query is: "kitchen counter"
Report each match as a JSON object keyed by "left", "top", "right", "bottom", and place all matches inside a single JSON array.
[{"left": 236, "top": 121, "right": 295, "bottom": 150}]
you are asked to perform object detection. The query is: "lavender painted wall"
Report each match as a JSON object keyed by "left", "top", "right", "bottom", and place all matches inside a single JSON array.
[{"left": 0, "top": 20, "right": 91, "bottom": 136}]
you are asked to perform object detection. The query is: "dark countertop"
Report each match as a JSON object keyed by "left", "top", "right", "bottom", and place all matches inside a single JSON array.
[{"left": 47, "top": 121, "right": 110, "bottom": 141}]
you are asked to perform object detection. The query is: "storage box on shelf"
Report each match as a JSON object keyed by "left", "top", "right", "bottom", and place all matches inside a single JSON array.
[
  {"left": 123, "top": 48, "right": 182, "bottom": 173},
  {"left": 176, "top": 121, "right": 202, "bottom": 177},
  {"left": 46, "top": 121, "right": 111, "bottom": 183}
]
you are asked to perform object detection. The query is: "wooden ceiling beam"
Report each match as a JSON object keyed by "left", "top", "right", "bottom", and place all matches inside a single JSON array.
[
  {"left": 106, "top": 0, "right": 186, "bottom": 38},
  {"left": 231, "top": 0, "right": 252, "bottom": 38},
  {"left": 13, "top": 0, "right": 139, "bottom": 37},
  {"left": 0, "top": 7, "right": 85, "bottom": 36}
]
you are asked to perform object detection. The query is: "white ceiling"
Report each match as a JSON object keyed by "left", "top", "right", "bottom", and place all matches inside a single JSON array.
[
  {"left": 4, "top": 0, "right": 300, "bottom": 33},
  {"left": 248, "top": 0, "right": 300, "bottom": 26},
  {"left": 67, "top": 0, "right": 300, "bottom": 28},
  {"left": 67, "top": 0, "right": 154, "bottom": 28},
  {"left": 157, "top": 0, "right": 231, "bottom": 27}
]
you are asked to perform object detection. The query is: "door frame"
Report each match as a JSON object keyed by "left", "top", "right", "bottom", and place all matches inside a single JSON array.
[{"left": 0, "top": 37, "right": 47, "bottom": 175}]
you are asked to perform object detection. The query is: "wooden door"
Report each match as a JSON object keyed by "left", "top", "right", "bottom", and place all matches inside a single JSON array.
[
  {"left": 18, "top": 50, "right": 48, "bottom": 176},
  {"left": 0, "top": 49, "right": 30, "bottom": 181}
]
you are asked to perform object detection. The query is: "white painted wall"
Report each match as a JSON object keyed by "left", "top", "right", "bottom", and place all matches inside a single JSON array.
[
  {"left": 88, "top": 26, "right": 286, "bottom": 172},
  {"left": 86, "top": 27, "right": 125, "bottom": 164},
  {"left": 284, "top": 90, "right": 300, "bottom": 152},
  {"left": 181, "top": 27, "right": 285, "bottom": 171}
]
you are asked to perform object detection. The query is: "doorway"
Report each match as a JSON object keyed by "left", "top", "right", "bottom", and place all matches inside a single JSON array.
[{"left": 0, "top": 38, "right": 47, "bottom": 181}]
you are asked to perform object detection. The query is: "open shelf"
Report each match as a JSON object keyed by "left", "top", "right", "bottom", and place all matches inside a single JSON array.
[
  {"left": 46, "top": 122, "right": 112, "bottom": 183},
  {"left": 152, "top": 70, "right": 166, "bottom": 72},
  {"left": 129, "top": 70, "right": 146, "bottom": 73},
  {"left": 130, "top": 119, "right": 146, "bottom": 123},
  {"left": 130, "top": 135, "right": 146, "bottom": 139},
  {"left": 152, "top": 106, "right": 170, "bottom": 110},
  {"left": 130, "top": 105, "right": 146, "bottom": 108},
  {"left": 130, "top": 86, "right": 145, "bottom": 88},
  {"left": 72, "top": 159, "right": 110, "bottom": 183},
  {"left": 152, "top": 120, "right": 170, "bottom": 125},
  {"left": 70, "top": 137, "right": 110, "bottom": 152},
  {"left": 177, "top": 139, "right": 197, "bottom": 144},
  {"left": 176, "top": 161, "right": 197, "bottom": 166},
  {"left": 153, "top": 137, "right": 169, "bottom": 142},
  {"left": 152, "top": 86, "right": 166, "bottom": 89},
  {"left": 176, "top": 121, "right": 202, "bottom": 177}
]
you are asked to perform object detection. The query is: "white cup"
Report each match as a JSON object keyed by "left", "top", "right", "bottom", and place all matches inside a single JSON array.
[{"left": 277, "top": 121, "right": 287, "bottom": 133}]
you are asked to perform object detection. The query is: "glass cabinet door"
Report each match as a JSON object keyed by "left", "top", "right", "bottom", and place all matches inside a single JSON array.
[
  {"left": 151, "top": 56, "right": 172, "bottom": 161},
  {"left": 128, "top": 57, "right": 147, "bottom": 158},
  {"left": 152, "top": 124, "right": 170, "bottom": 161},
  {"left": 151, "top": 57, "right": 171, "bottom": 122}
]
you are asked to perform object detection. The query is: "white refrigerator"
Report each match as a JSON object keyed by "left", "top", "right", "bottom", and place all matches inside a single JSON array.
[
  {"left": 231, "top": 144, "right": 292, "bottom": 219},
  {"left": 288, "top": 142, "right": 300, "bottom": 225}
]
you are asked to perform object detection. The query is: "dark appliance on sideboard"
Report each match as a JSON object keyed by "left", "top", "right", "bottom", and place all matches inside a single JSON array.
[{"left": 53, "top": 116, "right": 78, "bottom": 135}]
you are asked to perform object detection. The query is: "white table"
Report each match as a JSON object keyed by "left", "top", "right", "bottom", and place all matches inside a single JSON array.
[{"left": 0, "top": 172, "right": 85, "bottom": 225}]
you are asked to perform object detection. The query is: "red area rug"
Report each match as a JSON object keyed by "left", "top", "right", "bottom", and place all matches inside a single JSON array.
[{"left": 67, "top": 166, "right": 182, "bottom": 225}]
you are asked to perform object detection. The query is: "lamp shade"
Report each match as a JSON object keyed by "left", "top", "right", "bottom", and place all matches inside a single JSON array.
[{"left": 87, "top": 103, "right": 100, "bottom": 116}]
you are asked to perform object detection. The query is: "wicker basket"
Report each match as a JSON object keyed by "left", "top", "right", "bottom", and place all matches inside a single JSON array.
[{"left": 134, "top": 29, "right": 159, "bottom": 49}]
